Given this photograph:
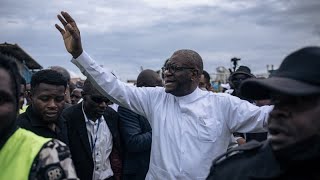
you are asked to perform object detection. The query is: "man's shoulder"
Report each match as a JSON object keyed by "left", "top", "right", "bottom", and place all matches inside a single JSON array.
[
  {"left": 61, "top": 103, "right": 81, "bottom": 117},
  {"left": 17, "top": 111, "right": 27, "bottom": 121},
  {"left": 107, "top": 105, "right": 121, "bottom": 123},
  {"left": 204, "top": 92, "right": 233, "bottom": 102},
  {"left": 211, "top": 92, "right": 240, "bottom": 101},
  {"left": 17, "top": 111, "right": 31, "bottom": 127},
  {"left": 105, "top": 106, "right": 117, "bottom": 114},
  {"left": 61, "top": 104, "right": 84, "bottom": 128},
  {"left": 117, "top": 105, "right": 130, "bottom": 113},
  {"left": 207, "top": 141, "right": 270, "bottom": 180},
  {"left": 118, "top": 106, "right": 138, "bottom": 117}
]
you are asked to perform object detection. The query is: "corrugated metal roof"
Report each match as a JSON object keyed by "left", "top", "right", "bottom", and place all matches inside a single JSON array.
[{"left": 0, "top": 42, "right": 42, "bottom": 69}]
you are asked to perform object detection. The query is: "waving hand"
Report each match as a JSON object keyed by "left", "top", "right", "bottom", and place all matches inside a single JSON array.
[{"left": 55, "top": 11, "right": 83, "bottom": 58}]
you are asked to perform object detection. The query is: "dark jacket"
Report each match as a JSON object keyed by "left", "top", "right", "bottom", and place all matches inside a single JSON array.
[
  {"left": 207, "top": 136, "right": 320, "bottom": 180},
  {"left": 17, "top": 105, "right": 69, "bottom": 145},
  {"left": 61, "top": 103, "right": 122, "bottom": 180},
  {"left": 118, "top": 106, "right": 151, "bottom": 180}
]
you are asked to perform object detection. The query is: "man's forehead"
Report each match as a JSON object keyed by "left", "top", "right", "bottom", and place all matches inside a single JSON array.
[
  {"left": 86, "top": 89, "right": 103, "bottom": 96},
  {"left": 168, "top": 56, "right": 193, "bottom": 66},
  {"left": 33, "top": 83, "right": 66, "bottom": 93},
  {"left": 168, "top": 55, "right": 181, "bottom": 63}
]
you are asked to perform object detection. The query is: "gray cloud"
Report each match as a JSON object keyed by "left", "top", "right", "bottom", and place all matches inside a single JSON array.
[{"left": 1, "top": 0, "right": 320, "bottom": 80}]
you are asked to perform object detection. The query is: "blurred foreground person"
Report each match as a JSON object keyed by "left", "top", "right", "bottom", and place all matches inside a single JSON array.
[
  {"left": 118, "top": 69, "right": 162, "bottom": 180},
  {"left": 207, "top": 47, "right": 320, "bottom": 180},
  {"left": 56, "top": 11, "right": 272, "bottom": 179},
  {"left": 0, "top": 53, "right": 78, "bottom": 180}
]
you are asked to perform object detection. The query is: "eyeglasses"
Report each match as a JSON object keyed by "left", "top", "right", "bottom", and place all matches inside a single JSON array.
[
  {"left": 90, "top": 95, "right": 110, "bottom": 104},
  {"left": 161, "top": 64, "right": 195, "bottom": 74}
]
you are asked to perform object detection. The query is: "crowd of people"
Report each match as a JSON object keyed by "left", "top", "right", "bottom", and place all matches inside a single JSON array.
[{"left": 0, "top": 11, "right": 320, "bottom": 180}]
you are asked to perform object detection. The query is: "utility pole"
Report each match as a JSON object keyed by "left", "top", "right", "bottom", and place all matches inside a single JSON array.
[
  {"left": 267, "top": 64, "right": 275, "bottom": 75},
  {"left": 230, "top": 57, "right": 241, "bottom": 73}
]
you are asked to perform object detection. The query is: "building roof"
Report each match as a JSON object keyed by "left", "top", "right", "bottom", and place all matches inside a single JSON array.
[{"left": 0, "top": 42, "right": 42, "bottom": 69}]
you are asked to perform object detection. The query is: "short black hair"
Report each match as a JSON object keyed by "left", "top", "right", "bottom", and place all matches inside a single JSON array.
[
  {"left": 202, "top": 70, "right": 211, "bottom": 84},
  {"left": 82, "top": 79, "right": 97, "bottom": 95},
  {"left": 49, "top": 66, "right": 71, "bottom": 82},
  {"left": 31, "top": 69, "right": 67, "bottom": 93},
  {"left": 0, "top": 53, "right": 21, "bottom": 109},
  {"left": 137, "top": 69, "right": 163, "bottom": 87}
]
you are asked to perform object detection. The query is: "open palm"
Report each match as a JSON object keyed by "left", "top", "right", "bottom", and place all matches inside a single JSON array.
[{"left": 55, "top": 11, "right": 83, "bottom": 58}]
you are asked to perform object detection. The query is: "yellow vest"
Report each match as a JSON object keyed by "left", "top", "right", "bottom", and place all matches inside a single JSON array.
[{"left": 0, "top": 128, "right": 51, "bottom": 180}]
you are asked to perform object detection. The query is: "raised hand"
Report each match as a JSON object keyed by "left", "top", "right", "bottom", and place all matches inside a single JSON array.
[{"left": 55, "top": 11, "right": 83, "bottom": 58}]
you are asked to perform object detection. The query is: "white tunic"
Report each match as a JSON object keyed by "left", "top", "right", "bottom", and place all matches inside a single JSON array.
[{"left": 72, "top": 51, "right": 273, "bottom": 180}]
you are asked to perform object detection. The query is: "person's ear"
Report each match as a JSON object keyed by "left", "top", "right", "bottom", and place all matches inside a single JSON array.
[{"left": 191, "top": 69, "right": 200, "bottom": 81}]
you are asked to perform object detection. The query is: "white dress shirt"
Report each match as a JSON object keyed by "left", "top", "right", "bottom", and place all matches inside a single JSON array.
[
  {"left": 82, "top": 102, "right": 113, "bottom": 180},
  {"left": 73, "top": 52, "right": 273, "bottom": 180}
]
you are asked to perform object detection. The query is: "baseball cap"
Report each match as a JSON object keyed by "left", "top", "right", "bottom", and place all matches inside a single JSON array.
[{"left": 240, "top": 47, "right": 320, "bottom": 100}]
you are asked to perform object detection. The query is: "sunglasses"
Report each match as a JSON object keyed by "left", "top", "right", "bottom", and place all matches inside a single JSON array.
[{"left": 90, "top": 95, "right": 110, "bottom": 104}]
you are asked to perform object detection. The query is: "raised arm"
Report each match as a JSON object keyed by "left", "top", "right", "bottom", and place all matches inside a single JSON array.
[
  {"left": 221, "top": 94, "right": 273, "bottom": 133},
  {"left": 55, "top": 12, "right": 161, "bottom": 121}
]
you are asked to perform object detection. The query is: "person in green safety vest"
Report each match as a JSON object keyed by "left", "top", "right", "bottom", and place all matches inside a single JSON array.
[{"left": 0, "top": 53, "right": 79, "bottom": 180}]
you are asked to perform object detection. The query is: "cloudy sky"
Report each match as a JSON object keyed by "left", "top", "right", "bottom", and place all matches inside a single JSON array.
[{"left": 1, "top": 0, "right": 320, "bottom": 80}]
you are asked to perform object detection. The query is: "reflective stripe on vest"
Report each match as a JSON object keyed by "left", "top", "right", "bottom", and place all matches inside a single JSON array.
[{"left": 0, "top": 128, "right": 51, "bottom": 180}]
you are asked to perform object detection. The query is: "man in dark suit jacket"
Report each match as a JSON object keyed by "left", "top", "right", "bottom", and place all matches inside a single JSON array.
[
  {"left": 61, "top": 79, "right": 122, "bottom": 180},
  {"left": 118, "top": 69, "right": 162, "bottom": 180}
]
